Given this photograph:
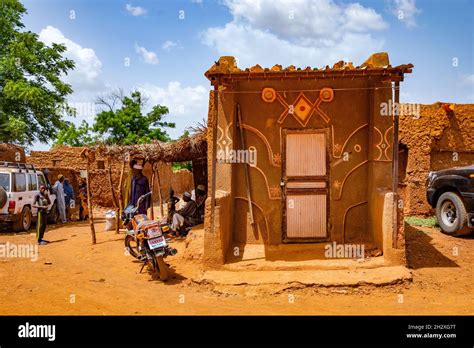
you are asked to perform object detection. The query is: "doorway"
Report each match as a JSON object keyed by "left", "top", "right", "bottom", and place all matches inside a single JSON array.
[{"left": 282, "top": 129, "right": 329, "bottom": 242}]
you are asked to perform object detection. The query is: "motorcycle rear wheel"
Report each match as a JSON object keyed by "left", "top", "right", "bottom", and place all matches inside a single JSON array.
[{"left": 154, "top": 255, "right": 169, "bottom": 281}]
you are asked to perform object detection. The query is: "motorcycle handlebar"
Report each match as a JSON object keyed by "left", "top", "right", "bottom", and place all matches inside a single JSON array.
[{"left": 136, "top": 192, "right": 152, "bottom": 208}]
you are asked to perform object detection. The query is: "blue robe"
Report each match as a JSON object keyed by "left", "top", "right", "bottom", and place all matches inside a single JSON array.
[{"left": 129, "top": 175, "right": 150, "bottom": 215}]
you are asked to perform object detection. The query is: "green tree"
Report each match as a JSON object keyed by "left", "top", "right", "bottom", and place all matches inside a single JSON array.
[
  {"left": 0, "top": 0, "right": 75, "bottom": 145},
  {"left": 54, "top": 120, "right": 97, "bottom": 147},
  {"left": 93, "top": 90, "right": 175, "bottom": 145},
  {"left": 172, "top": 129, "right": 192, "bottom": 171}
]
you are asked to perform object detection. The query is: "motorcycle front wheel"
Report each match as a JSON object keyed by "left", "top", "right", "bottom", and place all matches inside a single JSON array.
[{"left": 124, "top": 235, "right": 140, "bottom": 259}]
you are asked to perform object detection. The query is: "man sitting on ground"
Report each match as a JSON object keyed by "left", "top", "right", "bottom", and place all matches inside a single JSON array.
[
  {"left": 171, "top": 191, "right": 198, "bottom": 237},
  {"left": 194, "top": 184, "right": 207, "bottom": 222}
]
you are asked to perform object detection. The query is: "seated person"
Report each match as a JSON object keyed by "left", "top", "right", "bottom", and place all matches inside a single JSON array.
[
  {"left": 166, "top": 188, "right": 180, "bottom": 224},
  {"left": 194, "top": 184, "right": 207, "bottom": 222},
  {"left": 171, "top": 191, "right": 198, "bottom": 236}
]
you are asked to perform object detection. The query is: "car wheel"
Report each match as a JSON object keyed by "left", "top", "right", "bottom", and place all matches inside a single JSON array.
[
  {"left": 0, "top": 187, "right": 7, "bottom": 209},
  {"left": 436, "top": 192, "right": 470, "bottom": 236},
  {"left": 13, "top": 206, "right": 32, "bottom": 232},
  {"left": 48, "top": 201, "right": 59, "bottom": 224}
]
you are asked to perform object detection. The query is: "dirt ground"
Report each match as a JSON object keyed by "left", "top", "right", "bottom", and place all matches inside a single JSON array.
[{"left": 0, "top": 215, "right": 472, "bottom": 315}]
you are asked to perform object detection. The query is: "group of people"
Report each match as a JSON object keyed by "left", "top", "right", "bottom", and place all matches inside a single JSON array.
[
  {"left": 129, "top": 162, "right": 207, "bottom": 238},
  {"left": 53, "top": 174, "right": 76, "bottom": 223},
  {"left": 34, "top": 162, "right": 207, "bottom": 245},
  {"left": 34, "top": 174, "right": 86, "bottom": 245}
]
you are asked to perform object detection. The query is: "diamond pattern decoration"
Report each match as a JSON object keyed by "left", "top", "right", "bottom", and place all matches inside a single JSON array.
[
  {"left": 293, "top": 93, "right": 314, "bottom": 126},
  {"left": 261, "top": 87, "right": 333, "bottom": 126}
]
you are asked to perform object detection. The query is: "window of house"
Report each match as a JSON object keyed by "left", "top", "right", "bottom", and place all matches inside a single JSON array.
[
  {"left": 53, "top": 160, "right": 61, "bottom": 167},
  {"left": 97, "top": 161, "right": 105, "bottom": 169},
  {"left": 13, "top": 173, "right": 26, "bottom": 192}
]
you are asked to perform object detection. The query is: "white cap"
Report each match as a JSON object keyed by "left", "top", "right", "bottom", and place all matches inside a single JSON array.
[{"left": 133, "top": 164, "right": 143, "bottom": 170}]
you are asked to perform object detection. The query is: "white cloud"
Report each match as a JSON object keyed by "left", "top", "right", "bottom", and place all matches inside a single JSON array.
[
  {"left": 389, "top": 0, "right": 420, "bottom": 28},
  {"left": 462, "top": 74, "right": 474, "bottom": 85},
  {"left": 202, "top": 0, "right": 388, "bottom": 68},
  {"left": 162, "top": 40, "right": 178, "bottom": 51},
  {"left": 135, "top": 44, "right": 159, "bottom": 65},
  {"left": 137, "top": 81, "right": 208, "bottom": 138},
  {"left": 39, "top": 25, "right": 103, "bottom": 88},
  {"left": 125, "top": 4, "right": 147, "bottom": 16}
]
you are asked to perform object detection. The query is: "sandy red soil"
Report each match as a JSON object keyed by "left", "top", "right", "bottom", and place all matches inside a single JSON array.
[{"left": 0, "top": 217, "right": 472, "bottom": 315}]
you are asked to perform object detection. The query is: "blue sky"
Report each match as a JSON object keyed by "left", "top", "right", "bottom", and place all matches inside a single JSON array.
[{"left": 19, "top": 0, "right": 473, "bottom": 150}]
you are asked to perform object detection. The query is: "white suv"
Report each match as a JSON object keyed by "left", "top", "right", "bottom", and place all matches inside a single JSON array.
[{"left": 0, "top": 162, "right": 58, "bottom": 232}]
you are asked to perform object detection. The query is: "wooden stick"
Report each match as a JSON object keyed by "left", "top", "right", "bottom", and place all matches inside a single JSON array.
[
  {"left": 237, "top": 103, "right": 255, "bottom": 226},
  {"left": 107, "top": 158, "right": 120, "bottom": 234},
  {"left": 117, "top": 160, "right": 126, "bottom": 229},
  {"left": 86, "top": 161, "right": 96, "bottom": 244},
  {"left": 155, "top": 163, "right": 164, "bottom": 218},
  {"left": 149, "top": 161, "right": 155, "bottom": 220}
]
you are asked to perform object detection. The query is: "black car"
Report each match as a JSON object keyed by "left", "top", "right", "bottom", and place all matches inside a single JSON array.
[{"left": 426, "top": 165, "right": 474, "bottom": 236}]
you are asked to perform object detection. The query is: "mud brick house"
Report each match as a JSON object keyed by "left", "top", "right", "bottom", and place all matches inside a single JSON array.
[
  {"left": 202, "top": 53, "right": 413, "bottom": 266},
  {"left": 27, "top": 145, "right": 193, "bottom": 207},
  {"left": 399, "top": 103, "right": 474, "bottom": 216}
]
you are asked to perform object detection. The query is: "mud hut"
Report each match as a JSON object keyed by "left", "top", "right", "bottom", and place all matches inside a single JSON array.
[{"left": 202, "top": 53, "right": 413, "bottom": 266}]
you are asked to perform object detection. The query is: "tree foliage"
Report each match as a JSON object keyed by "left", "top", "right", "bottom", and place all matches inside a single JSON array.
[
  {"left": 93, "top": 90, "right": 175, "bottom": 145},
  {"left": 0, "top": 0, "right": 75, "bottom": 145},
  {"left": 53, "top": 120, "right": 96, "bottom": 147}
]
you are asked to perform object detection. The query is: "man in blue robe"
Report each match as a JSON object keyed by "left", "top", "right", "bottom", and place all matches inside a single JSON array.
[{"left": 129, "top": 163, "right": 150, "bottom": 215}]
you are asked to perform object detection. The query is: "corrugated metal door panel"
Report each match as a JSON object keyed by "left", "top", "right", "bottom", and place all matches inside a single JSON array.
[
  {"left": 286, "top": 194, "right": 327, "bottom": 238},
  {"left": 286, "top": 133, "right": 326, "bottom": 176},
  {"left": 286, "top": 181, "right": 326, "bottom": 189}
]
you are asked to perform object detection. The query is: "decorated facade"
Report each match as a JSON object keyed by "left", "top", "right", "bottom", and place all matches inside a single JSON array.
[{"left": 203, "top": 53, "right": 413, "bottom": 265}]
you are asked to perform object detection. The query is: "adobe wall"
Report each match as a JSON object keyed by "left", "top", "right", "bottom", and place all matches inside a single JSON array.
[
  {"left": 0, "top": 144, "right": 26, "bottom": 162},
  {"left": 27, "top": 145, "right": 194, "bottom": 207},
  {"left": 204, "top": 75, "right": 395, "bottom": 267},
  {"left": 399, "top": 103, "right": 474, "bottom": 215}
]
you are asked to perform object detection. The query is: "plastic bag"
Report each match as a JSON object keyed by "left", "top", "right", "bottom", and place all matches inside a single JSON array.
[{"left": 104, "top": 210, "right": 116, "bottom": 231}]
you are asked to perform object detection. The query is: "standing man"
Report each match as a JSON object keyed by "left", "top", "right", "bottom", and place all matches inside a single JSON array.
[
  {"left": 33, "top": 185, "right": 51, "bottom": 245},
  {"left": 78, "top": 178, "right": 89, "bottom": 221},
  {"left": 129, "top": 163, "right": 150, "bottom": 215},
  {"left": 63, "top": 178, "right": 75, "bottom": 221},
  {"left": 53, "top": 174, "right": 67, "bottom": 223}
]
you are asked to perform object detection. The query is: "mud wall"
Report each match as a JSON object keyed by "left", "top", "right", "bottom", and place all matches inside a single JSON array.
[
  {"left": 207, "top": 75, "right": 394, "bottom": 261},
  {"left": 27, "top": 145, "right": 194, "bottom": 207},
  {"left": 399, "top": 103, "right": 474, "bottom": 215},
  {"left": 0, "top": 144, "right": 26, "bottom": 162}
]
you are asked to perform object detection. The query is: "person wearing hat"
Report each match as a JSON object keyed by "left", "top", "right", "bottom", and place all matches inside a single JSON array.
[
  {"left": 33, "top": 185, "right": 51, "bottom": 245},
  {"left": 63, "top": 178, "right": 75, "bottom": 221},
  {"left": 171, "top": 191, "right": 198, "bottom": 236},
  {"left": 129, "top": 163, "right": 150, "bottom": 215},
  {"left": 53, "top": 174, "right": 67, "bottom": 223},
  {"left": 195, "top": 184, "right": 207, "bottom": 222}
]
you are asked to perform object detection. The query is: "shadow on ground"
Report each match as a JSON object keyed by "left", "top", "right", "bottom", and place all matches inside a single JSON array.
[{"left": 405, "top": 224, "right": 459, "bottom": 269}]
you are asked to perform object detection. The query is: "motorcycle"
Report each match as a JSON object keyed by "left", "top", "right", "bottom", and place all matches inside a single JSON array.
[{"left": 122, "top": 192, "right": 177, "bottom": 281}]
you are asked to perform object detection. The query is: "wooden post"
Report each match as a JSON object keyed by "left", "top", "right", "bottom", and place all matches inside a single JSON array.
[
  {"left": 149, "top": 161, "right": 155, "bottom": 220},
  {"left": 85, "top": 161, "right": 96, "bottom": 244},
  {"left": 117, "top": 159, "right": 126, "bottom": 229},
  {"left": 237, "top": 103, "right": 255, "bottom": 226},
  {"left": 155, "top": 163, "right": 164, "bottom": 218},
  {"left": 209, "top": 86, "right": 219, "bottom": 234},
  {"left": 392, "top": 80, "right": 400, "bottom": 249},
  {"left": 107, "top": 158, "right": 120, "bottom": 234}
]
